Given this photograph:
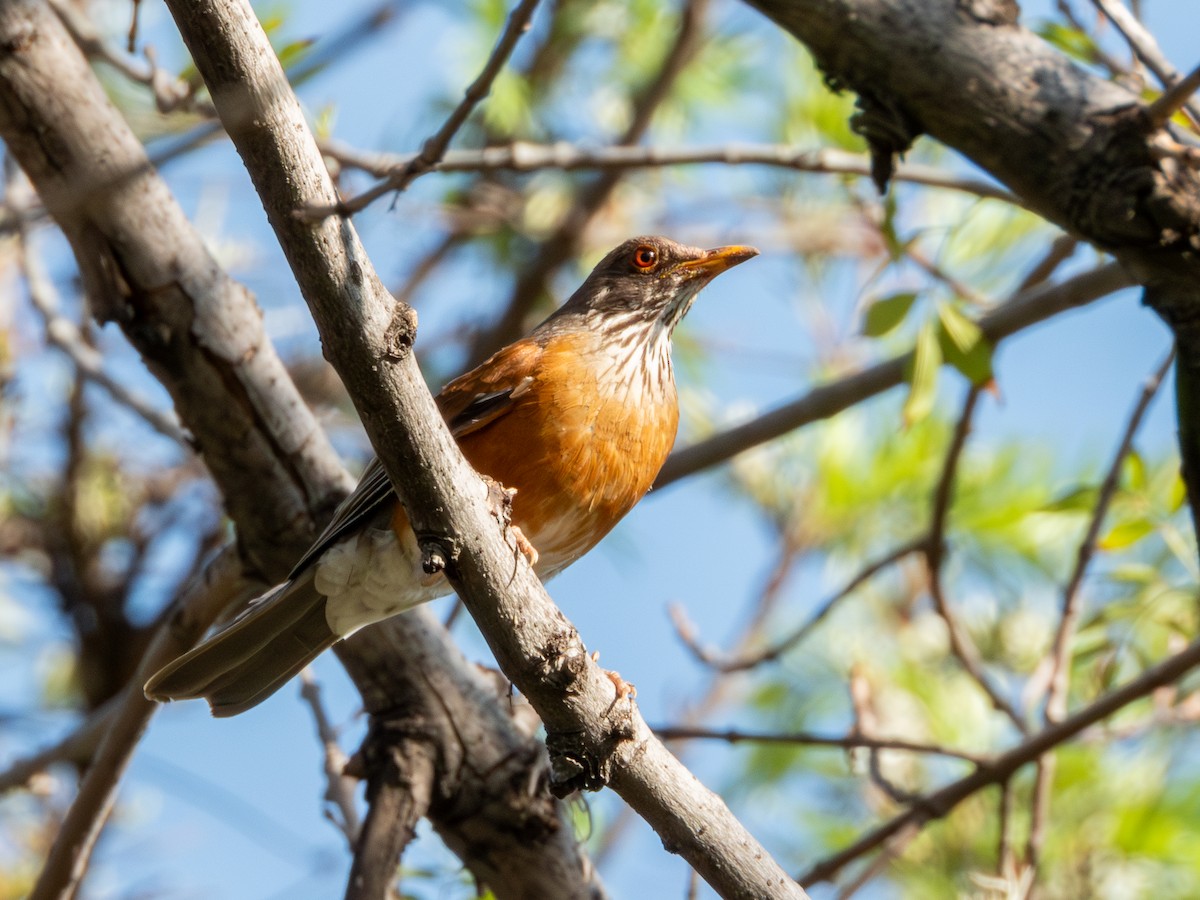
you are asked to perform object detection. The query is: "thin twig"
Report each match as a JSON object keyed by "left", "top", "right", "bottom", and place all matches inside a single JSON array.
[
  {"left": 298, "top": 669, "right": 361, "bottom": 845},
  {"left": 670, "top": 537, "right": 929, "bottom": 672},
  {"left": 1043, "top": 350, "right": 1174, "bottom": 724},
  {"left": 799, "top": 634, "right": 1200, "bottom": 887},
  {"left": 653, "top": 725, "right": 988, "bottom": 765},
  {"left": 1145, "top": 61, "right": 1200, "bottom": 128},
  {"left": 321, "top": 139, "right": 1020, "bottom": 204},
  {"left": 49, "top": 0, "right": 206, "bottom": 114},
  {"left": 1090, "top": 0, "right": 1200, "bottom": 126},
  {"left": 1025, "top": 350, "right": 1173, "bottom": 877},
  {"left": 305, "top": 0, "right": 541, "bottom": 218},
  {"left": 16, "top": 220, "right": 187, "bottom": 444},
  {"left": 925, "top": 385, "right": 1027, "bottom": 731}
]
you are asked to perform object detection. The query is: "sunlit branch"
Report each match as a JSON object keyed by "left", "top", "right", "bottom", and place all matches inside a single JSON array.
[
  {"left": 1025, "top": 350, "right": 1174, "bottom": 874},
  {"left": 925, "top": 386, "right": 1027, "bottom": 731},
  {"left": 320, "top": 139, "right": 1020, "bottom": 204},
  {"left": 670, "top": 537, "right": 928, "bottom": 672},
  {"left": 1090, "top": 0, "right": 1200, "bottom": 127},
  {"left": 303, "top": 0, "right": 542, "bottom": 219},
  {"left": 298, "top": 669, "right": 361, "bottom": 845},
  {"left": 652, "top": 725, "right": 988, "bottom": 765},
  {"left": 15, "top": 217, "right": 187, "bottom": 444}
]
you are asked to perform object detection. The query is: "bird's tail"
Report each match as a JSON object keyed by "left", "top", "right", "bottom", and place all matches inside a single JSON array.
[{"left": 144, "top": 569, "right": 337, "bottom": 717}]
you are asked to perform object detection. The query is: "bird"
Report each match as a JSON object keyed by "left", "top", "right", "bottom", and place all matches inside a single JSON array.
[{"left": 144, "top": 236, "right": 758, "bottom": 716}]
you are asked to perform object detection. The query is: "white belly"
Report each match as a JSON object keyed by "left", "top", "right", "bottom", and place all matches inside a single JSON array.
[{"left": 316, "top": 527, "right": 451, "bottom": 636}]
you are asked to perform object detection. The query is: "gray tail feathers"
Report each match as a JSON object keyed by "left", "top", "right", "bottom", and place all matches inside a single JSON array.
[{"left": 144, "top": 569, "right": 338, "bottom": 717}]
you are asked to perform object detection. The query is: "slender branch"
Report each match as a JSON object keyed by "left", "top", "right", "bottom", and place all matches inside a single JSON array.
[
  {"left": 1043, "top": 350, "right": 1174, "bottom": 725},
  {"left": 1025, "top": 350, "right": 1174, "bottom": 876},
  {"left": 305, "top": 0, "right": 542, "bottom": 218},
  {"left": 321, "top": 139, "right": 1019, "bottom": 203},
  {"left": 16, "top": 222, "right": 186, "bottom": 444},
  {"left": 1090, "top": 0, "right": 1200, "bottom": 125},
  {"left": 1145, "top": 61, "right": 1200, "bottom": 129},
  {"left": 924, "top": 386, "right": 1026, "bottom": 730},
  {"left": 671, "top": 537, "right": 928, "bottom": 672},
  {"left": 298, "top": 669, "right": 362, "bottom": 846},
  {"left": 658, "top": 262, "right": 1133, "bottom": 487},
  {"left": 798, "top": 635, "right": 1200, "bottom": 887},
  {"left": 49, "top": 0, "right": 206, "bottom": 115},
  {"left": 653, "top": 725, "right": 988, "bottom": 764}
]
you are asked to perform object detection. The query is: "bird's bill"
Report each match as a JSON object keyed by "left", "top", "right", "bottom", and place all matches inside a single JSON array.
[{"left": 673, "top": 244, "right": 760, "bottom": 278}]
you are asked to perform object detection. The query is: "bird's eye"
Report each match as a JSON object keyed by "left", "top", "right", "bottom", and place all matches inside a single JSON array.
[{"left": 631, "top": 245, "right": 658, "bottom": 271}]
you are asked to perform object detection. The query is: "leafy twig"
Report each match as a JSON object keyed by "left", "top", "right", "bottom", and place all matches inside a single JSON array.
[{"left": 798, "top": 634, "right": 1200, "bottom": 887}]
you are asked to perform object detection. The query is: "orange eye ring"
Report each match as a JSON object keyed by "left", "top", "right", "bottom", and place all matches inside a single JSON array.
[{"left": 631, "top": 245, "right": 658, "bottom": 271}]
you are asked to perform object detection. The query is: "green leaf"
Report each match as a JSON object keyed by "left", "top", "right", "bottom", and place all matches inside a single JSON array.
[
  {"left": 1169, "top": 473, "right": 1188, "bottom": 512},
  {"left": 862, "top": 291, "right": 918, "bottom": 337},
  {"left": 904, "top": 320, "right": 941, "bottom": 425},
  {"left": 1099, "top": 517, "right": 1156, "bottom": 551},
  {"left": 936, "top": 302, "right": 994, "bottom": 386},
  {"left": 1041, "top": 485, "right": 1099, "bottom": 514},
  {"left": 1123, "top": 450, "right": 1147, "bottom": 492}
]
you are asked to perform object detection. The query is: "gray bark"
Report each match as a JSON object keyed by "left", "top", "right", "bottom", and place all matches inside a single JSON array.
[{"left": 161, "top": 0, "right": 806, "bottom": 896}]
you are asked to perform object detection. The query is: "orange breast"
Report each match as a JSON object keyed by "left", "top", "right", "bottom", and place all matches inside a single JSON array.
[{"left": 455, "top": 332, "right": 678, "bottom": 576}]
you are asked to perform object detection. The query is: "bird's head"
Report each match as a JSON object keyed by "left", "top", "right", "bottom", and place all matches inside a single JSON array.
[{"left": 553, "top": 236, "right": 759, "bottom": 339}]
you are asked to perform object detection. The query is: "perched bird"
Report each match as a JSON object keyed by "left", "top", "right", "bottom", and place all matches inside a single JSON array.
[{"left": 145, "top": 236, "right": 758, "bottom": 716}]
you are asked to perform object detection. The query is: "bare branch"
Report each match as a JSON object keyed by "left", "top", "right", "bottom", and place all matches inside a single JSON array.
[
  {"left": 298, "top": 669, "right": 362, "bottom": 846},
  {"left": 1044, "top": 350, "right": 1174, "bottom": 725},
  {"left": 321, "top": 139, "right": 1019, "bottom": 204},
  {"left": 304, "top": 0, "right": 542, "bottom": 218},
  {"left": 924, "top": 386, "right": 1026, "bottom": 730},
  {"left": 671, "top": 537, "right": 928, "bottom": 672},
  {"left": 16, "top": 223, "right": 186, "bottom": 444},
  {"left": 653, "top": 726, "right": 987, "bottom": 765},
  {"left": 1090, "top": 0, "right": 1200, "bottom": 125},
  {"left": 166, "top": 0, "right": 805, "bottom": 895},
  {"left": 1025, "top": 350, "right": 1173, "bottom": 877}
]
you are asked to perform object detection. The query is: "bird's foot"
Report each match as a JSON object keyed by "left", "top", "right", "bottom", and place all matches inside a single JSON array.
[
  {"left": 591, "top": 651, "right": 636, "bottom": 704},
  {"left": 482, "top": 476, "right": 539, "bottom": 567},
  {"left": 510, "top": 524, "right": 539, "bottom": 567}
]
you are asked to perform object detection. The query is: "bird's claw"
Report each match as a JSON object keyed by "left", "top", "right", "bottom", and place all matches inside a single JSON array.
[
  {"left": 510, "top": 524, "right": 539, "bottom": 567},
  {"left": 591, "top": 651, "right": 636, "bottom": 703}
]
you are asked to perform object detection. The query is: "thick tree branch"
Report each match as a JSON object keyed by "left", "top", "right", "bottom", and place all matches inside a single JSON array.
[{"left": 163, "top": 0, "right": 804, "bottom": 897}]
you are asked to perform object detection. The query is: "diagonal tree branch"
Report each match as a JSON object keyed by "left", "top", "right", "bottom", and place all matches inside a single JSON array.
[{"left": 162, "top": 0, "right": 805, "bottom": 897}]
